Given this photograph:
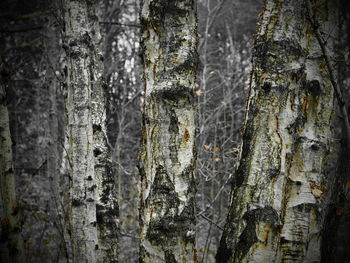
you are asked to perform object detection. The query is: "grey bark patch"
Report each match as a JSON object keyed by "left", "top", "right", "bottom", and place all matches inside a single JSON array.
[
  {"left": 235, "top": 207, "right": 279, "bottom": 260},
  {"left": 92, "top": 124, "right": 102, "bottom": 132},
  {"left": 268, "top": 168, "right": 280, "bottom": 178},
  {"left": 169, "top": 112, "right": 179, "bottom": 134},
  {"left": 293, "top": 203, "right": 319, "bottom": 213},
  {"left": 310, "top": 143, "right": 320, "bottom": 151},
  {"left": 262, "top": 82, "right": 272, "bottom": 93},
  {"left": 147, "top": 0, "right": 192, "bottom": 28},
  {"left": 236, "top": 221, "right": 259, "bottom": 261},
  {"left": 145, "top": 165, "right": 194, "bottom": 246},
  {"left": 88, "top": 185, "right": 97, "bottom": 191},
  {"left": 93, "top": 148, "right": 102, "bottom": 157},
  {"left": 216, "top": 232, "right": 233, "bottom": 263},
  {"left": 72, "top": 198, "right": 84, "bottom": 207},
  {"left": 233, "top": 119, "right": 255, "bottom": 187},
  {"left": 172, "top": 51, "right": 198, "bottom": 73},
  {"left": 151, "top": 165, "right": 177, "bottom": 193},
  {"left": 152, "top": 86, "right": 194, "bottom": 103},
  {"left": 145, "top": 166, "right": 180, "bottom": 244},
  {"left": 96, "top": 205, "right": 119, "bottom": 225},
  {"left": 287, "top": 114, "right": 307, "bottom": 133},
  {"left": 305, "top": 79, "right": 323, "bottom": 96},
  {"left": 243, "top": 206, "right": 280, "bottom": 226},
  {"left": 164, "top": 251, "right": 177, "bottom": 263},
  {"left": 254, "top": 39, "right": 306, "bottom": 73},
  {"left": 181, "top": 164, "right": 195, "bottom": 181}
]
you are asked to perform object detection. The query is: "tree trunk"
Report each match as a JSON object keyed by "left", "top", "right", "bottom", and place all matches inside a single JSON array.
[
  {"left": 216, "top": 0, "right": 342, "bottom": 262},
  {"left": 87, "top": 2, "right": 119, "bottom": 262},
  {"left": 0, "top": 79, "right": 23, "bottom": 263},
  {"left": 139, "top": 0, "right": 198, "bottom": 262},
  {"left": 63, "top": 0, "right": 99, "bottom": 261}
]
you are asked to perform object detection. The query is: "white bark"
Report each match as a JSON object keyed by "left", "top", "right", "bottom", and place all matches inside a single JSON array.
[
  {"left": 63, "top": 0, "right": 99, "bottom": 261},
  {"left": 139, "top": 0, "right": 198, "bottom": 262},
  {"left": 217, "top": 0, "right": 342, "bottom": 262}
]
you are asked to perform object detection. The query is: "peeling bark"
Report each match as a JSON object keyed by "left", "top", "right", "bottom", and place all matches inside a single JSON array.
[
  {"left": 217, "top": 0, "right": 342, "bottom": 262},
  {"left": 139, "top": 0, "right": 198, "bottom": 262}
]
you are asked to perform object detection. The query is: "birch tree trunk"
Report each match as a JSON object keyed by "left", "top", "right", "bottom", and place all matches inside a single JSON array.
[
  {"left": 63, "top": 0, "right": 99, "bottom": 261},
  {"left": 139, "top": 0, "right": 198, "bottom": 262},
  {"left": 0, "top": 79, "right": 23, "bottom": 263},
  {"left": 216, "top": 0, "right": 343, "bottom": 262},
  {"left": 86, "top": 2, "right": 119, "bottom": 262}
]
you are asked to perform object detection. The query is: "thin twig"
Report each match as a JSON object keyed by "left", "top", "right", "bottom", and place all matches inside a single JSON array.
[
  {"left": 197, "top": 214, "right": 224, "bottom": 231},
  {"left": 197, "top": 173, "right": 232, "bottom": 217}
]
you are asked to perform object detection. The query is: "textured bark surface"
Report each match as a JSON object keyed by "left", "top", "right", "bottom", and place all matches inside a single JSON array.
[
  {"left": 87, "top": 2, "right": 119, "bottom": 262},
  {"left": 139, "top": 0, "right": 198, "bottom": 262},
  {"left": 63, "top": 0, "right": 99, "bottom": 261},
  {"left": 0, "top": 82, "right": 23, "bottom": 263},
  {"left": 217, "top": 0, "right": 342, "bottom": 262}
]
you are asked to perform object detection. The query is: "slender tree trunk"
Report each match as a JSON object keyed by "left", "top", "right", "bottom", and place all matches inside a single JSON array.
[
  {"left": 87, "top": 2, "right": 119, "bottom": 262},
  {"left": 139, "top": 0, "right": 198, "bottom": 262},
  {"left": 216, "top": 0, "right": 342, "bottom": 262},
  {"left": 63, "top": 0, "right": 99, "bottom": 261},
  {"left": 0, "top": 80, "right": 23, "bottom": 263}
]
